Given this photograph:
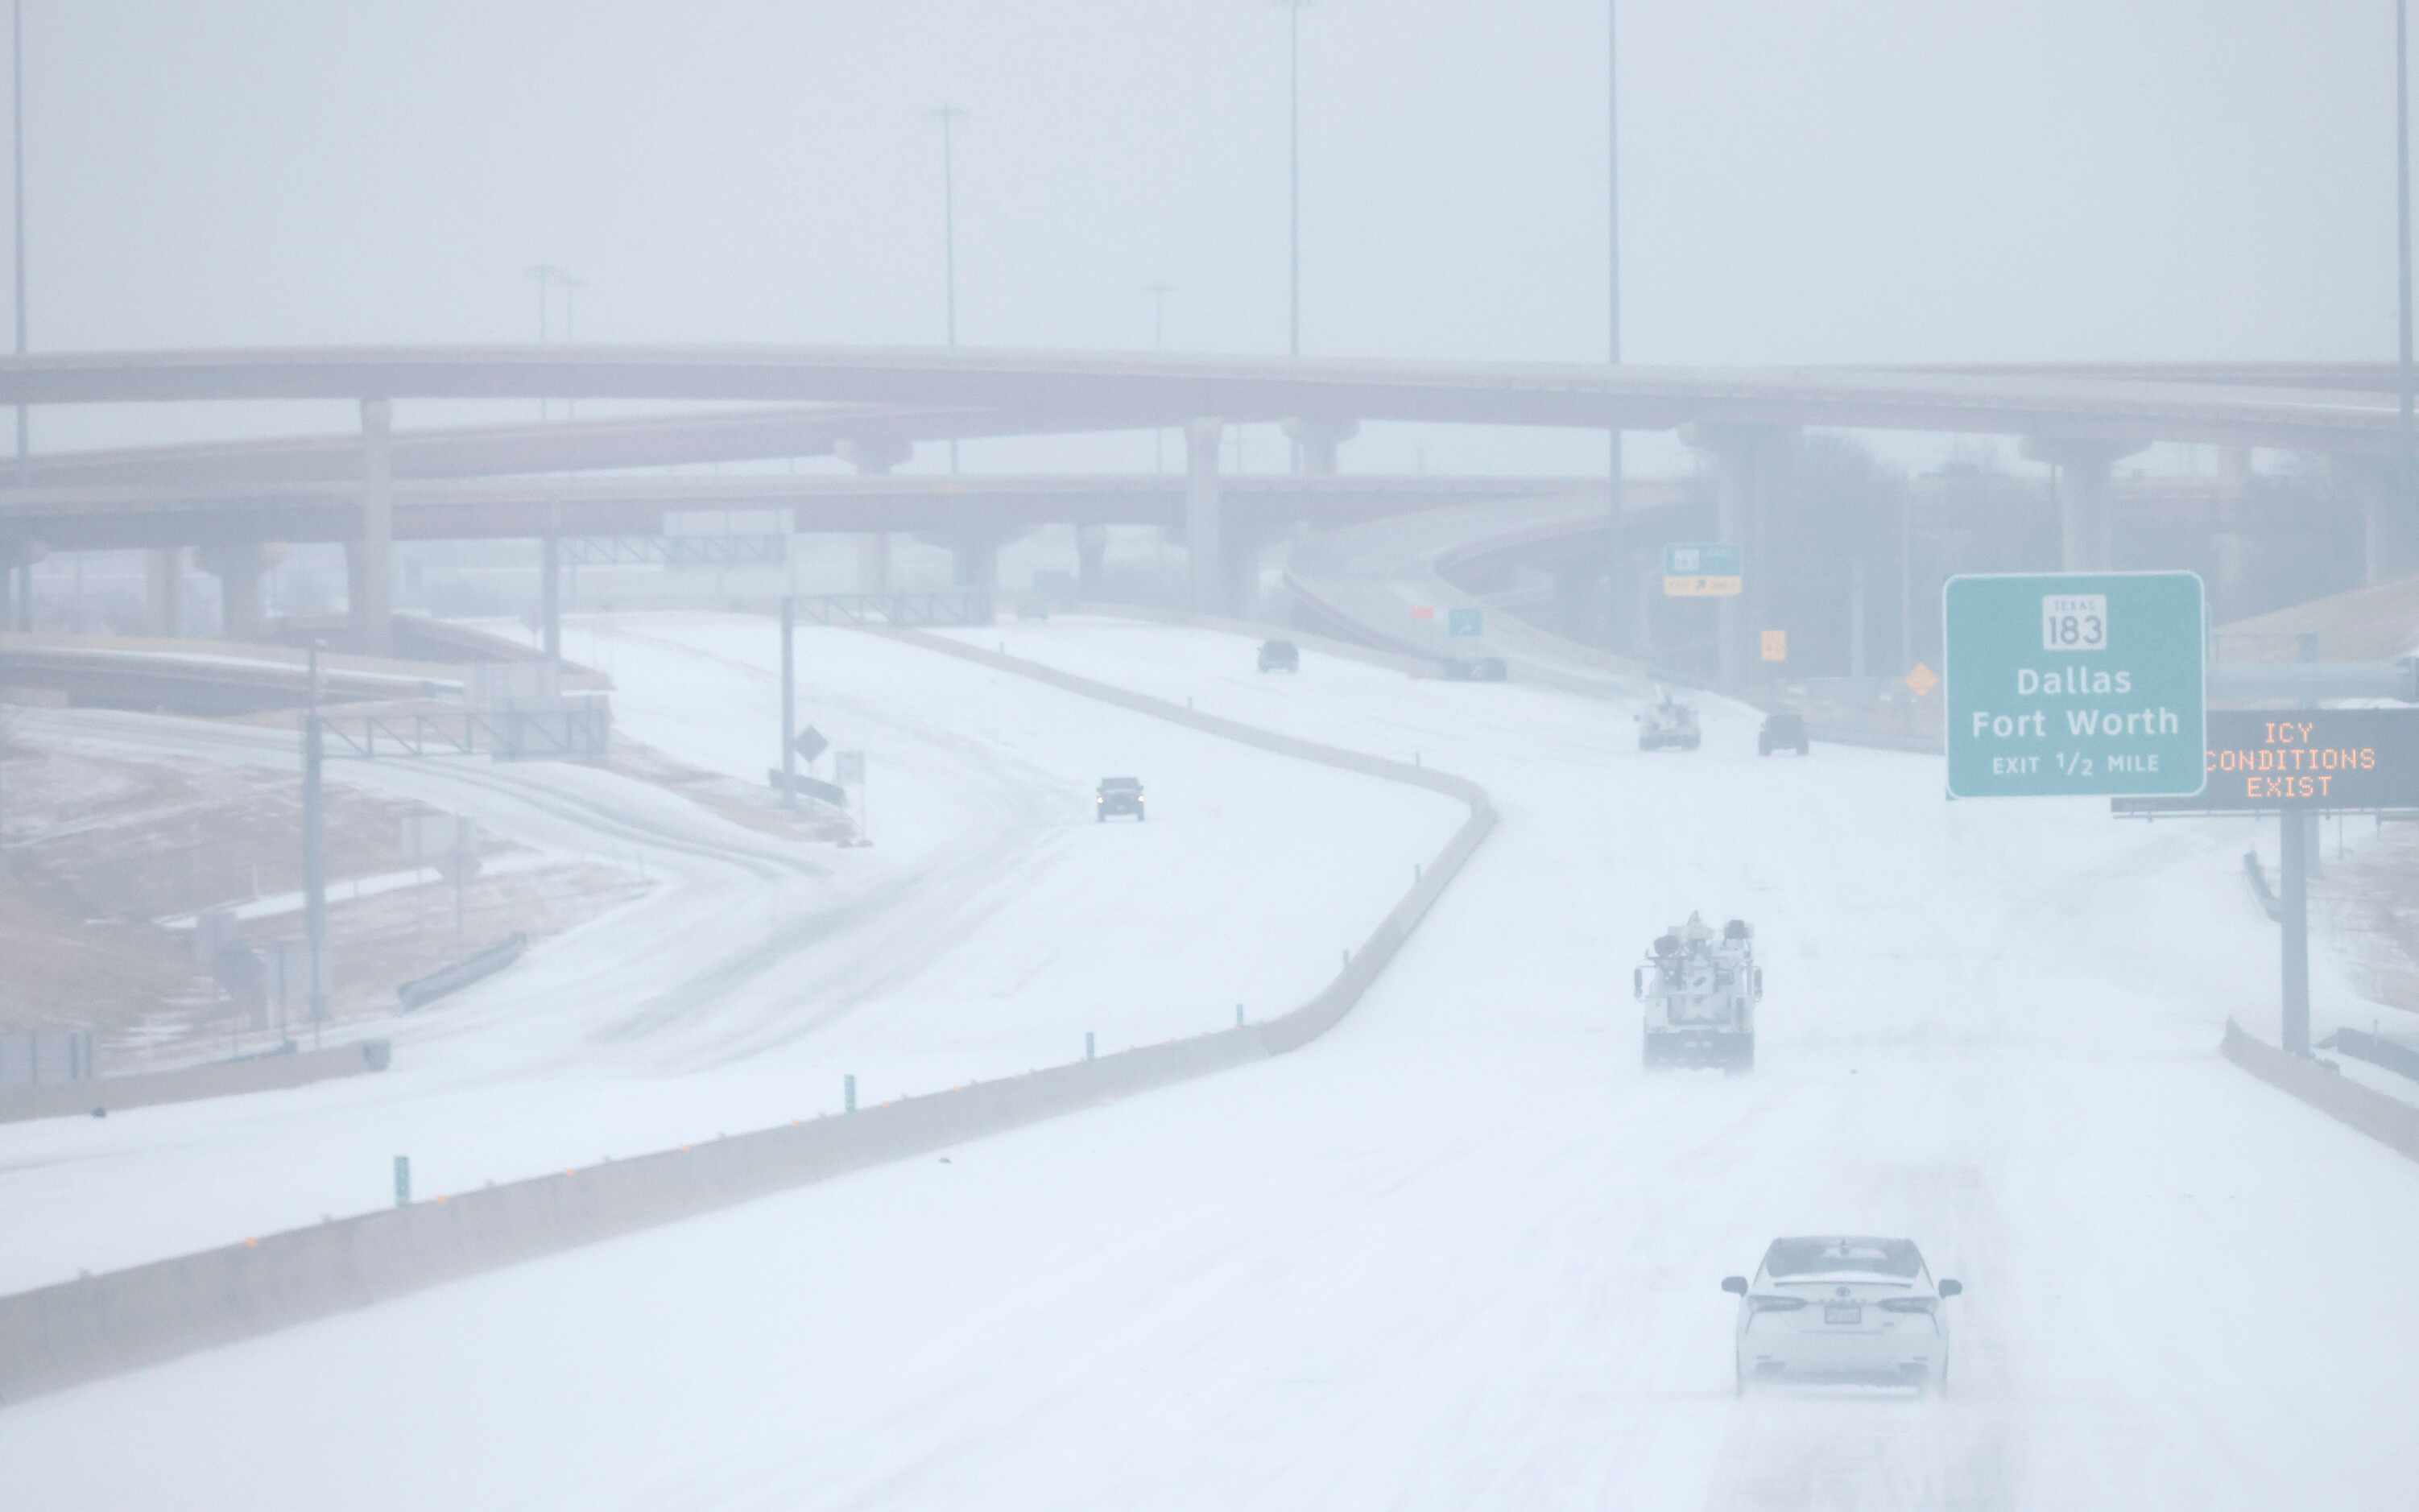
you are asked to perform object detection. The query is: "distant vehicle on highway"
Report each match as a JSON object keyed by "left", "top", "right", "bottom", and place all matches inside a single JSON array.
[
  {"left": 1722, "top": 1236, "right": 1962, "bottom": 1396},
  {"left": 1095, "top": 776, "right": 1146, "bottom": 822},
  {"left": 1637, "top": 692, "right": 1701, "bottom": 751},
  {"left": 1257, "top": 638, "right": 1300, "bottom": 673},
  {"left": 1758, "top": 711, "right": 1810, "bottom": 757},
  {"left": 1441, "top": 655, "right": 1508, "bottom": 682}
]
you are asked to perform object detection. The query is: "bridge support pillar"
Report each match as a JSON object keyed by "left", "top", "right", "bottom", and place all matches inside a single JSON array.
[
  {"left": 1075, "top": 523, "right": 1108, "bottom": 598},
  {"left": 951, "top": 531, "right": 1002, "bottom": 594},
  {"left": 356, "top": 398, "right": 395, "bottom": 655},
  {"left": 1219, "top": 525, "right": 1267, "bottom": 618},
  {"left": 2022, "top": 436, "right": 2141, "bottom": 572},
  {"left": 1184, "top": 418, "right": 1228, "bottom": 614},
  {"left": 2341, "top": 453, "right": 2419, "bottom": 585},
  {"left": 836, "top": 433, "right": 914, "bottom": 593},
  {"left": 1847, "top": 556, "right": 1868, "bottom": 678},
  {"left": 1683, "top": 423, "right": 1795, "bottom": 688},
  {"left": 1631, "top": 548, "right": 1660, "bottom": 662},
  {"left": 0, "top": 541, "right": 33, "bottom": 630},
  {"left": 1551, "top": 559, "right": 1599, "bottom": 642},
  {"left": 540, "top": 535, "right": 562, "bottom": 660},
  {"left": 1282, "top": 417, "right": 1358, "bottom": 477},
  {"left": 197, "top": 543, "right": 269, "bottom": 640},
  {"left": 144, "top": 548, "right": 184, "bottom": 637}
]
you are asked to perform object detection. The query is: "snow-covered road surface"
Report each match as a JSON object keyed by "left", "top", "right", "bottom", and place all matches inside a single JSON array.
[
  {"left": 12, "top": 616, "right": 2416, "bottom": 1510},
  {"left": 0, "top": 616, "right": 1455, "bottom": 1290}
]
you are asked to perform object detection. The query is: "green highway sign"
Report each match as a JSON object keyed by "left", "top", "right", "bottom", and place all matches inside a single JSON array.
[
  {"left": 1448, "top": 607, "right": 1483, "bottom": 637},
  {"left": 1663, "top": 542, "right": 1742, "bottom": 597},
  {"left": 1942, "top": 571, "right": 2206, "bottom": 799}
]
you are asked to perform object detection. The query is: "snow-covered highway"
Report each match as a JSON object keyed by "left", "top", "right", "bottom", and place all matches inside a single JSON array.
[
  {"left": 0, "top": 616, "right": 1457, "bottom": 1291},
  {"left": 11, "top": 615, "right": 2417, "bottom": 1510}
]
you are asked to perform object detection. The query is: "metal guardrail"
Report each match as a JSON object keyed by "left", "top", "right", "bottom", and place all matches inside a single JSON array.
[
  {"left": 2326, "top": 1026, "right": 2419, "bottom": 1084},
  {"left": 766, "top": 767, "right": 848, "bottom": 806},
  {"left": 792, "top": 590, "right": 993, "bottom": 627},
  {"left": 0, "top": 1030, "right": 97, "bottom": 1087},
  {"left": 396, "top": 934, "right": 528, "bottom": 1011},
  {"left": 2243, "top": 849, "right": 2283, "bottom": 922},
  {"left": 319, "top": 704, "right": 611, "bottom": 762},
  {"left": 559, "top": 535, "right": 788, "bottom": 568},
  {"left": 2206, "top": 659, "right": 2419, "bottom": 704}
]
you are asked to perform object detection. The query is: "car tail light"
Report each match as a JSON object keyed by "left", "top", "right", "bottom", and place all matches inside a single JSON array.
[
  {"left": 1747, "top": 1296, "right": 1806, "bottom": 1315},
  {"left": 1878, "top": 1298, "right": 1937, "bottom": 1315}
]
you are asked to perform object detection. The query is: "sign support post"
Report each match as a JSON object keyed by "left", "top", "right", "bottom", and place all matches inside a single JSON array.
[
  {"left": 2279, "top": 808, "right": 2311, "bottom": 1056},
  {"left": 779, "top": 595, "right": 797, "bottom": 812},
  {"left": 303, "top": 641, "right": 327, "bottom": 1050},
  {"left": 2115, "top": 707, "right": 2419, "bottom": 1055}
]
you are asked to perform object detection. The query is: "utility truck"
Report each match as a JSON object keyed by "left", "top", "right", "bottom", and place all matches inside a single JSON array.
[{"left": 1635, "top": 913, "right": 1759, "bottom": 1071}]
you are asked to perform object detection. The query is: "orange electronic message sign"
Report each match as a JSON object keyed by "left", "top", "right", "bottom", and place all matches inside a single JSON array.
[{"left": 2114, "top": 709, "right": 2419, "bottom": 814}]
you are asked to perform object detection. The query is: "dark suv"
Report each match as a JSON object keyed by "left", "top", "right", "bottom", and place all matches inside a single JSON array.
[
  {"left": 1095, "top": 776, "right": 1146, "bottom": 822},
  {"left": 1258, "top": 639, "right": 1300, "bottom": 672},
  {"left": 1758, "top": 712, "right": 1810, "bottom": 757}
]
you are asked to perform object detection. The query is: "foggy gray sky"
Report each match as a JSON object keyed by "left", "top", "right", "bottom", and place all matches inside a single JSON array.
[{"left": 19, "top": 1, "right": 2408, "bottom": 471}]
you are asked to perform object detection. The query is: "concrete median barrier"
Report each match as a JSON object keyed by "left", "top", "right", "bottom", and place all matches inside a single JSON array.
[
  {"left": 2220, "top": 1019, "right": 2419, "bottom": 1163},
  {"left": 0, "top": 630, "right": 1493, "bottom": 1407},
  {"left": 0, "top": 1039, "right": 393, "bottom": 1126}
]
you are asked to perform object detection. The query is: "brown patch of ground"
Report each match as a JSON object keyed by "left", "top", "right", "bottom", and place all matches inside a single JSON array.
[
  {"left": 604, "top": 739, "right": 858, "bottom": 845},
  {"left": 0, "top": 739, "right": 650, "bottom": 1069},
  {"left": 2313, "top": 816, "right": 2419, "bottom": 1019}
]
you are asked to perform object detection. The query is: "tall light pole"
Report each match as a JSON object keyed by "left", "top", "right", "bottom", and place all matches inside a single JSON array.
[
  {"left": 1147, "top": 280, "right": 1172, "bottom": 473},
  {"left": 2398, "top": 0, "right": 2414, "bottom": 526},
  {"left": 13, "top": 0, "right": 26, "bottom": 489},
  {"left": 1604, "top": 0, "right": 1627, "bottom": 651},
  {"left": 524, "top": 262, "right": 573, "bottom": 421},
  {"left": 1277, "top": 0, "right": 1308, "bottom": 361},
  {"left": 560, "top": 271, "right": 585, "bottom": 420},
  {"left": 930, "top": 103, "right": 967, "bottom": 473},
  {"left": 1277, "top": 1, "right": 1310, "bottom": 474}
]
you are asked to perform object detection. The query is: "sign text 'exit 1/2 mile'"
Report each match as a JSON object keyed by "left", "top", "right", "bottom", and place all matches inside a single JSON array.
[{"left": 1941, "top": 571, "right": 2206, "bottom": 799}]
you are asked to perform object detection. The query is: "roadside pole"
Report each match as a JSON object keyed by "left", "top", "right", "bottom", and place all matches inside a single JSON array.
[
  {"left": 2279, "top": 808, "right": 2310, "bottom": 1056},
  {"left": 2115, "top": 708, "right": 2419, "bottom": 1053},
  {"left": 779, "top": 596, "right": 797, "bottom": 811},
  {"left": 303, "top": 641, "right": 327, "bottom": 1050}
]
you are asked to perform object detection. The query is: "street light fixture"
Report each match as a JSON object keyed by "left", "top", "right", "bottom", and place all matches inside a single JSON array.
[
  {"left": 1275, "top": 0, "right": 1309, "bottom": 361},
  {"left": 12, "top": 0, "right": 25, "bottom": 489},
  {"left": 523, "top": 262, "right": 577, "bottom": 422},
  {"left": 560, "top": 271, "right": 586, "bottom": 420},
  {"left": 2397, "top": 0, "right": 2414, "bottom": 523},
  {"left": 1147, "top": 280, "right": 1172, "bottom": 473},
  {"left": 1276, "top": 1, "right": 1311, "bottom": 473},
  {"left": 929, "top": 103, "right": 968, "bottom": 473},
  {"left": 1605, "top": 0, "right": 1626, "bottom": 651}
]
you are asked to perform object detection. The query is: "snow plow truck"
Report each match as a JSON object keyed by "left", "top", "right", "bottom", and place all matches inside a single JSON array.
[{"left": 1635, "top": 913, "right": 1759, "bottom": 1072}]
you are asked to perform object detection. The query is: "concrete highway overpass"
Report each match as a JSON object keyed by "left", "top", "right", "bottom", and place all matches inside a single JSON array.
[{"left": 2, "top": 343, "right": 2414, "bottom": 675}]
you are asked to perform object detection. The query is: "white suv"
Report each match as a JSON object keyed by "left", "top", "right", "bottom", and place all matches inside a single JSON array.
[{"left": 1722, "top": 1236, "right": 1962, "bottom": 1395}]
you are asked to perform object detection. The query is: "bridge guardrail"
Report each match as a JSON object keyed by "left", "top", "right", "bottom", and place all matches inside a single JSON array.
[
  {"left": 2242, "top": 850, "right": 2283, "bottom": 922},
  {"left": 396, "top": 934, "right": 528, "bottom": 1012}
]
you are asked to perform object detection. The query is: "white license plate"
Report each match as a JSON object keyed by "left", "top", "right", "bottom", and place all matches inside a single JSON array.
[{"left": 1823, "top": 1303, "right": 1862, "bottom": 1325}]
